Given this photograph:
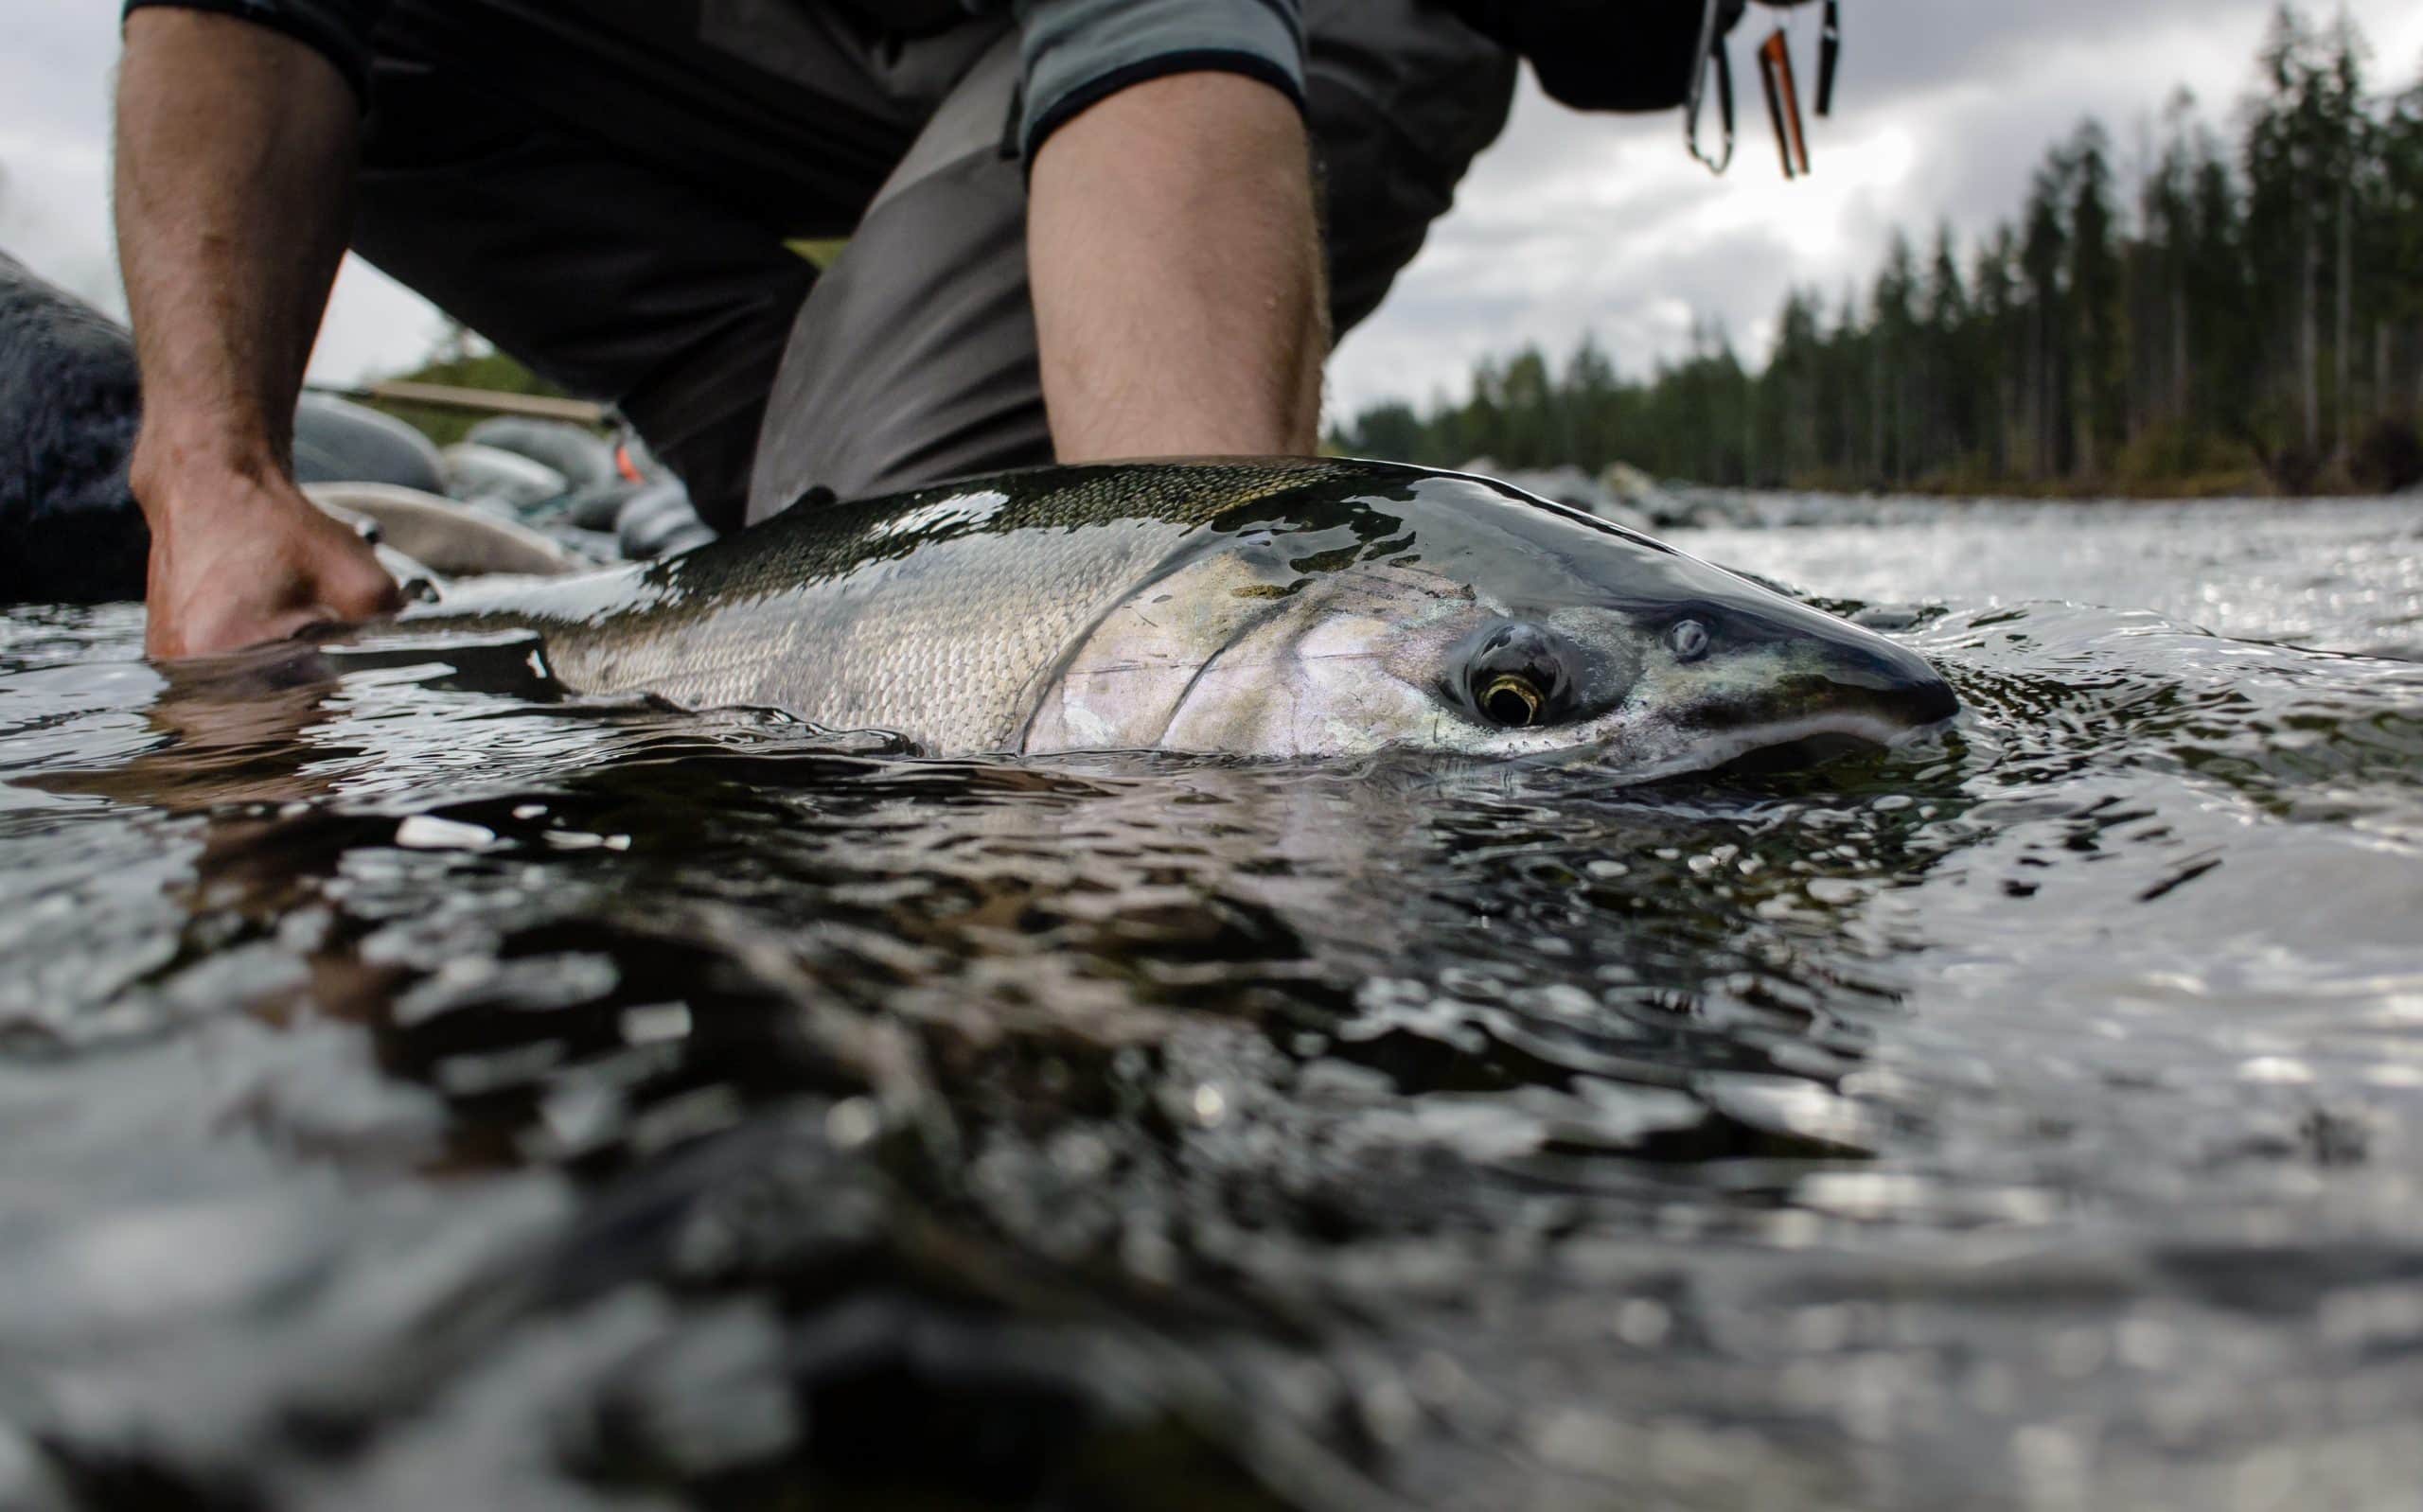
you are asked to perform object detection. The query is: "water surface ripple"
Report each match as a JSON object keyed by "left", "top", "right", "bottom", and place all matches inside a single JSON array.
[{"left": 3, "top": 498, "right": 2421, "bottom": 1510}]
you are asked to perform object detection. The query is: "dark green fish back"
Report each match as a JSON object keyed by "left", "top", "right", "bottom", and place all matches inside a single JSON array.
[{"left": 416, "top": 459, "right": 1364, "bottom": 751}]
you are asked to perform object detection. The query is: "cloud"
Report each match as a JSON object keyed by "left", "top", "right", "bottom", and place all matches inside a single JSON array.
[
  {"left": 0, "top": 132, "right": 120, "bottom": 316},
  {"left": 1327, "top": 0, "right": 2423, "bottom": 414},
  {"left": 6, "top": 0, "right": 2418, "bottom": 410},
  {"left": 0, "top": 8, "right": 121, "bottom": 317},
  {"left": 0, "top": 1, "right": 442, "bottom": 379}
]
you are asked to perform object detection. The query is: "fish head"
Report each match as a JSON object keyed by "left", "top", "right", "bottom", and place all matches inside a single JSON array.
[{"left": 1022, "top": 467, "right": 1957, "bottom": 774}]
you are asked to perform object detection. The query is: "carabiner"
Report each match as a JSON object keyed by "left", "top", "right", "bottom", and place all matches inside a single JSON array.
[{"left": 1684, "top": 0, "right": 1737, "bottom": 175}]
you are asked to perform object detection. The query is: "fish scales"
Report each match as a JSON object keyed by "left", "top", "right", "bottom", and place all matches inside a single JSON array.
[
  {"left": 403, "top": 457, "right": 1956, "bottom": 765},
  {"left": 415, "top": 460, "right": 1350, "bottom": 751}
]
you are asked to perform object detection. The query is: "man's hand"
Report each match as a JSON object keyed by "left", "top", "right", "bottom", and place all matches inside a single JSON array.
[
  {"left": 137, "top": 460, "right": 400, "bottom": 659},
  {"left": 116, "top": 9, "right": 374, "bottom": 658},
  {"left": 1027, "top": 70, "right": 1327, "bottom": 460}
]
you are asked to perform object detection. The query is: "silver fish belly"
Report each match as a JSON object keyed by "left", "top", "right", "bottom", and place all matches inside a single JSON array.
[{"left": 403, "top": 459, "right": 1958, "bottom": 769}]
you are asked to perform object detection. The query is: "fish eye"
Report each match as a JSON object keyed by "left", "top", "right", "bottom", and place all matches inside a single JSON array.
[
  {"left": 1459, "top": 621, "right": 1575, "bottom": 730},
  {"left": 1480, "top": 674, "right": 1544, "bottom": 728},
  {"left": 1668, "top": 619, "right": 1710, "bottom": 661}
]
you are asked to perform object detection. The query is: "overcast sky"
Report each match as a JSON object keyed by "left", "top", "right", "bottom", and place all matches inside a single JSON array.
[{"left": 6, "top": 0, "right": 2419, "bottom": 420}]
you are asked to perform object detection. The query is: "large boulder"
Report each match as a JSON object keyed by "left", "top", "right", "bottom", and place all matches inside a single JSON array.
[
  {"left": 441, "top": 442, "right": 570, "bottom": 513},
  {"left": 293, "top": 394, "right": 446, "bottom": 494},
  {"left": 467, "top": 416, "right": 641, "bottom": 530},
  {"left": 1459, "top": 458, "right": 1653, "bottom": 532},
  {"left": 465, "top": 416, "right": 617, "bottom": 492},
  {"left": 0, "top": 249, "right": 149, "bottom": 604},
  {"left": 614, "top": 477, "right": 715, "bottom": 560},
  {"left": 1599, "top": 462, "right": 1712, "bottom": 528},
  {"left": 304, "top": 482, "right": 582, "bottom": 577}
]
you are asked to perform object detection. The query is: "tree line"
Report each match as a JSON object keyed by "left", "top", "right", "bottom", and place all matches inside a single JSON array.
[{"left": 1329, "top": 5, "right": 2423, "bottom": 496}]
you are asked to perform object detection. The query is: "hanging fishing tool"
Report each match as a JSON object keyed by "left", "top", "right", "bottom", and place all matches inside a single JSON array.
[
  {"left": 1758, "top": 27, "right": 1810, "bottom": 178},
  {"left": 1684, "top": 0, "right": 1842, "bottom": 178},
  {"left": 1444, "top": 0, "right": 1842, "bottom": 176},
  {"left": 1684, "top": 0, "right": 1740, "bottom": 174}
]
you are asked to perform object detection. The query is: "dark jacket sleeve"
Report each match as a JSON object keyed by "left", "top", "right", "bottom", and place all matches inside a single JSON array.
[
  {"left": 1445, "top": 0, "right": 1745, "bottom": 113},
  {"left": 1012, "top": 0, "right": 1305, "bottom": 161},
  {"left": 121, "top": 0, "right": 388, "bottom": 105}
]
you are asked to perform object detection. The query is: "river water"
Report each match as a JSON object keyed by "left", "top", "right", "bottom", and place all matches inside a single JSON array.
[{"left": 2, "top": 495, "right": 2419, "bottom": 1510}]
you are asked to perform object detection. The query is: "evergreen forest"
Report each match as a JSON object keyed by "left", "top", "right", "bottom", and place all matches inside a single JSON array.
[{"left": 1327, "top": 6, "right": 2423, "bottom": 496}]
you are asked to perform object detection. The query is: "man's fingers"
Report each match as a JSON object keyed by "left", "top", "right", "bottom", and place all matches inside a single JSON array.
[
  {"left": 137, "top": 471, "right": 408, "bottom": 660},
  {"left": 145, "top": 572, "right": 395, "bottom": 660}
]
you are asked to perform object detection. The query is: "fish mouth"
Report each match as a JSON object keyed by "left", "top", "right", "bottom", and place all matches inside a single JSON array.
[
  {"left": 1628, "top": 646, "right": 1961, "bottom": 782},
  {"left": 1702, "top": 720, "right": 1931, "bottom": 779},
  {"left": 1734, "top": 632, "right": 1962, "bottom": 744},
  {"left": 1711, "top": 731, "right": 1880, "bottom": 777},
  {"left": 1595, "top": 703, "right": 1955, "bottom": 785}
]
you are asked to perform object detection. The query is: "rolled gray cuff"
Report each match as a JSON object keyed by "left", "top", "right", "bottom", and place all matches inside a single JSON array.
[{"left": 1014, "top": 0, "right": 1305, "bottom": 159}]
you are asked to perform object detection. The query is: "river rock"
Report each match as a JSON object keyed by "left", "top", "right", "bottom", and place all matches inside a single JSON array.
[
  {"left": 293, "top": 395, "right": 446, "bottom": 495},
  {"left": 615, "top": 478, "right": 715, "bottom": 560},
  {"left": 1459, "top": 459, "right": 1652, "bottom": 532},
  {"left": 306, "top": 482, "right": 583, "bottom": 577},
  {"left": 442, "top": 443, "right": 569, "bottom": 513}
]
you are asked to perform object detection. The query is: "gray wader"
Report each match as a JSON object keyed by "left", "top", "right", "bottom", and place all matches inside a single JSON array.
[{"left": 350, "top": 1, "right": 1514, "bottom": 532}]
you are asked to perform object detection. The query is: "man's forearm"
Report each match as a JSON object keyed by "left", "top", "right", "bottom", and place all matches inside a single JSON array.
[
  {"left": 115, "top": 8, "right": 359, "bottom": 495},
  {"left": 116, "top": 9, "right": 398, "bottom": 661},
  {"left": 1026, "top": 71, "right": 1326, "bottom": 460}
]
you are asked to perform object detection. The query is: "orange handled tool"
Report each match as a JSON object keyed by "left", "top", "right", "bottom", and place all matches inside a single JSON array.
[{"left": 1758, "top": 27, "right": 1811, "bottom": 179}]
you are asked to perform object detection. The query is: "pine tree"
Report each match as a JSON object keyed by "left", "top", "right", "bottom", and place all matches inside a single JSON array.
[
  {"left": 1325, "top": 4, "right": 2420, "bottom": 496},
  {"left": 2066, "top": 121, "right": 2126, "bottom": 479}
]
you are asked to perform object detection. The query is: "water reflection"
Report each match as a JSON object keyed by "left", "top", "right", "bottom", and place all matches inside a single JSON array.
[{"left": 4, "top": 507, "right": 2423, "bottom": 1507}]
